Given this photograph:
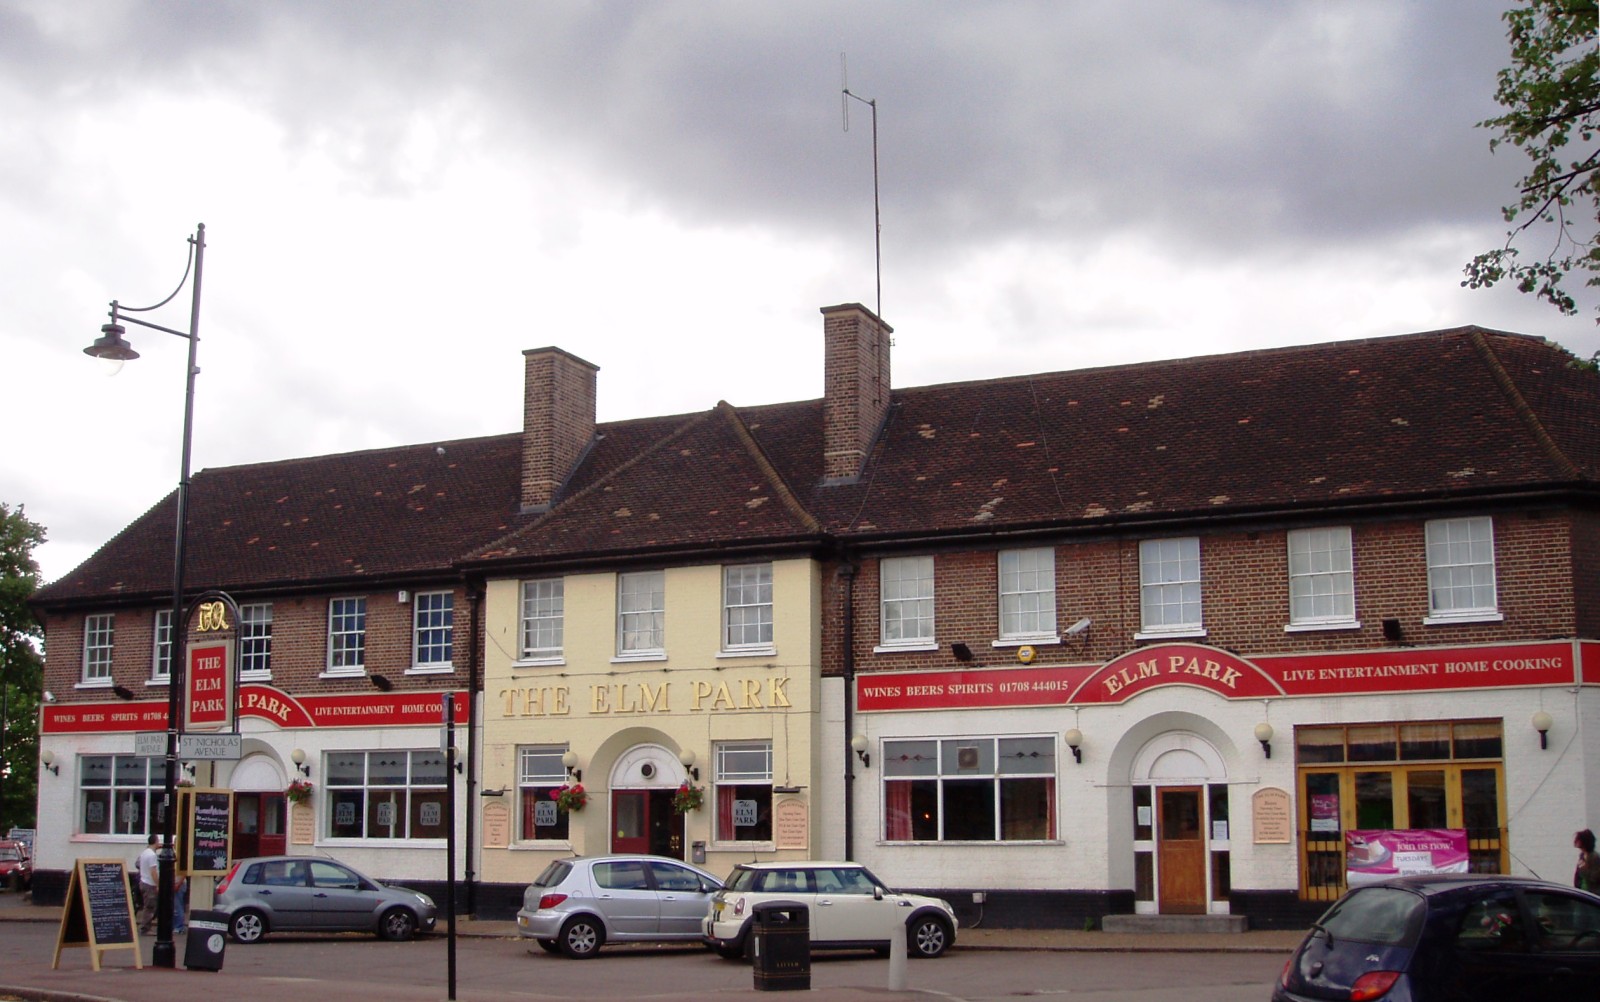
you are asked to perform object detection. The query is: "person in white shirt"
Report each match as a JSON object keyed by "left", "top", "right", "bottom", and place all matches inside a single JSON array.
[{"left": 135, "top": 835, "right": 159, "bottom": 933}]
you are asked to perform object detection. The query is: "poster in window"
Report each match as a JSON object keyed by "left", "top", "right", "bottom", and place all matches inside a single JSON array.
[
  {"left": 1346, "top": 828, "right": 1468, "bottom": 886},
  {"left": 733, "top": 799, "right": 757, "bottom": 827},
  {"left": 376, "top": 802, "right": 397, "bottom": 828},
  {"left": 420, "top": 802, "right": 441, "bottom": 827},
  {"left": 1310, "top": 793, "right": 1340, "bottom": 833},
  {"left": 335, "top": 802, "right": 356, "bottom": 827},
  {"left": 534, "top": 800, "right": 557, "bottom": 827}
]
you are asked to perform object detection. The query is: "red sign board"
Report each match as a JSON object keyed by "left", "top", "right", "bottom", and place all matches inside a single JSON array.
[
  {"left": 43, "top": 685, "right": 469, "bottom": 734},
  {"left": 183, "top": 642, "right": 233, "bottom": 732}
]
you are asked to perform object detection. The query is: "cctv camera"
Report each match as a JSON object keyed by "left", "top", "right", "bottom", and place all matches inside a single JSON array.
[
  {"left": 42, "top": 691, "right": 55, "bottom": 703},
  {"left": 1065, "top": 617, "right": 1092, "bottom": 636}
]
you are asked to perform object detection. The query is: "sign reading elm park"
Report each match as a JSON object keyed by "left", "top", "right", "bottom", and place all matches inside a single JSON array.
[
  {"left": 856, "top": 640, "right": 1585, "bottom": 712},
  {"left": 183, "top": 641, "right": 234, "bottom": 732},
  {"left": 42, "top": 685, "right": 471, "bottom": 734}
]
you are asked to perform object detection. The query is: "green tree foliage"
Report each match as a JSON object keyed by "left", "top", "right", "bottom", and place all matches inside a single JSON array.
[
  {"left": 1464, "top": 1, "right": 1600, "bottom": 319},
  {"left": 0, "top": 502, "right": 45, "bottom": 832}
]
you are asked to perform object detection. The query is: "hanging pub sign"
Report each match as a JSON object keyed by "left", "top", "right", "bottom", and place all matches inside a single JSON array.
[{"left": 183, "top": 637, "right": 235, "bottom": 733}]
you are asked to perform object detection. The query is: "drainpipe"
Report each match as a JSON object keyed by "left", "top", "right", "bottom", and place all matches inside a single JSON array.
[
  {"left": 839, "top": 559, "right": 859, "bottom": 861},
  {"left": 464, "top": 578, "right": 483, "bottom": 915}
]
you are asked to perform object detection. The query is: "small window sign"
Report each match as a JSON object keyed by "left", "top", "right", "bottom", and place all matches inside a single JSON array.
[
  {"left": 534, "top": 800, "right": 557, "bottom": 827},
  {"left": 733, "top": 799, "right": 757, "bottom": 827}
]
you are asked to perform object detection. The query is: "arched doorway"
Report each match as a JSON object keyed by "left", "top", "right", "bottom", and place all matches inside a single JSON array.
[
  {"left": 1130, "top": 731, "right": 1229, "bottom": 915},
  {"left": 230, "top": 754, "right": 289, "bottom": 859},
  {"left": 609, "top": 744, "right": 691, "bottom": 859}
]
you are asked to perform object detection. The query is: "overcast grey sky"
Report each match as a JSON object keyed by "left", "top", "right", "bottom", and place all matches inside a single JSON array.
[{"left": 5, "top": 0, "right": 1596, "bottom": 586}]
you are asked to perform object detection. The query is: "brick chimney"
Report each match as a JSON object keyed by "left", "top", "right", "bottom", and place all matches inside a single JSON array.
[
  {"left": 822, "top": 303, "right": 892, "bottom": 482},
  {"left": 521, "top": 347, "right": 598, "bottom": 511}
]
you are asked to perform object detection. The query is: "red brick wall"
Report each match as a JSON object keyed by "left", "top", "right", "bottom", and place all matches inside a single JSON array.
[
  {"left": 822, "top": 304, "right": 892, "bottom": 481},
  {"left": 521, "top": 348, "right": 597, "bottom": 509},
  {"left": 825, "top": 510, "right": 1583, "bottom": 677}
]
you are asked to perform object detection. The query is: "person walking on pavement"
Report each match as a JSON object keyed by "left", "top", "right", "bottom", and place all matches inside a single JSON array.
[
  {"left": 1575, "top": 829, "right": 1600, "bottom": 891},
  {"left": 135, "top": 834, "right": 159, "bottom": 933},
  {"left": 172, "top": 875, "right": 188, "bottom": 933}
]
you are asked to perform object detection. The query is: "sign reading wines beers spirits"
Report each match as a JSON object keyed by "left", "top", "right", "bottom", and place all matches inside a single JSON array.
[{"left": 53, "top": 858, "right": 142, "bottom": 971}]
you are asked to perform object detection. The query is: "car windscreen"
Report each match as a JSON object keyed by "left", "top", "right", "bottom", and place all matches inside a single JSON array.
[
  {"left": 532, "top": 860, "right": 572, "bottom": 889},
  {"left": 0, "top": 848, "right": 21, "bottom": 861},
  {"left": 1318, "top": 887, "right": 1426, "bottom": 946},
  {"left": 725, "top": 867, "right": 762, "bottom": 892}
]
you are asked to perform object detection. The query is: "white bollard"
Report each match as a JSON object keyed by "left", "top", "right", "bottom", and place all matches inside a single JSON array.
[{"left": 887, "top": 923, "right": 907, "bottom": 990}]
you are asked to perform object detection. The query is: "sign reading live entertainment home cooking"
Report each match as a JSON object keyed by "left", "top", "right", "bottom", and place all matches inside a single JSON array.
[
  {"left": 41, "top": 685, "right": 470, "bottom": 734},
  {"left": 856, "top": 640, "right": 1588, "bottom": 712}
]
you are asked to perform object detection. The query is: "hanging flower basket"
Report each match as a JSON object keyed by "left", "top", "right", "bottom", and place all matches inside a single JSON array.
[
  {"left": 671, "top": 783, "right": 704, "bottom": 814},
  {"left": 552, "top": 783, "right": 587, "bottom": 813},
  {"left": 286, "top": 778, "right": 313, "bottom": 804}
]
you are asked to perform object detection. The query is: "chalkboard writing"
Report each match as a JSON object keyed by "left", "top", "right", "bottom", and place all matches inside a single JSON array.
[
  {"left": 188, "top": 790, "right": 232, "bottom": 874},
  {"left": 54, "top": 858, "right": 142, "bottom": 971}
]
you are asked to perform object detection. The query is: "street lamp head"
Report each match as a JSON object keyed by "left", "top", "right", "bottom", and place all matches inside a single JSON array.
[{"left": 84, "top": 321, "right": 140, "bottom": 361}]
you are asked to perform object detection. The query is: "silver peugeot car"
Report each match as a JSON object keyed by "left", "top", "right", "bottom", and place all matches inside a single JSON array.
[
  {"left": 216, "top": 854, "right": 437, "bottom": 943},
  {"left": 516, "top": 854, "right": 723, "bottom": 958}
]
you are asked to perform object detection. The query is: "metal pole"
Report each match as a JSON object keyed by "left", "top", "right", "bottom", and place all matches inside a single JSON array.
[
  {"left": 155, "top": 223, "right": 204, "bottom": 969},
  {"left": 445, "top": 694, "right": 457, "bottom": 1000}
]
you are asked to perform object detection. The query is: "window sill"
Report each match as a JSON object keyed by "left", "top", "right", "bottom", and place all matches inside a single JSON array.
[
  {"left": 510, "top": 840, "right": 575, "bottom": 851},
  {"left": 610, "top": 652, "right": 667, "bottom": 664},
  {"left": 145, "top": 678, "right": 171, "bottom": 686},
  {"left": 873, "top": 642, "right": 939, "bottom": 654},
  {"left": 1283, "top": 621, "right": 1361, "bottom": 633},
  {"left": 711, "top": 840, "right": 775, "bottom": 852},
  {"left": 992, "top": 637, "right": 1060, "bottom": 648},
  {"left": 875, "top": 839, "right": 1065, "bottom": 847},
  {"left": 319, "top": 669, "right": 368, "bottom": 680},
  {"left": 717, "top": 646, "right": 777, "bottom": 659},
  {"left": 513, "top": 657, "right": 566, "bottom": 669},
  {"left": 1422, "top": 612, "right": 1504, "bottom": 626},
  {"left": 405, "top": 664, "right": 455, "bottom": 675},
  {"left": 75, "top": 680, "right": 113, "bottom": 690},
  {"left": 1132, "top": 628, "right": 1207, "bottom": 642},
  {"left": 239, "top": 670, "right": 272, "bottom": 683}
]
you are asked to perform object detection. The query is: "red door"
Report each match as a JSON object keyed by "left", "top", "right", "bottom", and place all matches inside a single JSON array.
[
  {"left": 233, "top": 793, "right": 288, "bottom": 858},
  {"left": 612, "top": 791, "right": 650, "bottom": 854}
]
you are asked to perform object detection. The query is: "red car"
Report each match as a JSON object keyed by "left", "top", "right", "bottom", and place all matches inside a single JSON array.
[{"left": 0, "top": 840, "right": 31, "bottom": 891}]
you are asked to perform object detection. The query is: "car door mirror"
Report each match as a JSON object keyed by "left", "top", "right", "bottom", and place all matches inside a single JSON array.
[{"left": 874, "top": 885, "right": 884, "bottom": 901}]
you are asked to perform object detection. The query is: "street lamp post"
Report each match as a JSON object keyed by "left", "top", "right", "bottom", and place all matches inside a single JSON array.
[{"left": 83, "top": 223, "right": 206, "bottom": 969}]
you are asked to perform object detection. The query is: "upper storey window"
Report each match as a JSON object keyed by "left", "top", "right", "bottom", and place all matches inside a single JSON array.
[
  {"left": 326, "top": 596, "right": 367, "bottom": 674},
  {"left": 1425, "top": 517, "right": 1501, "bottom": 623},
  {"left": 723, "top": 563, "right": 774, "bottom": 653},
  {"left": 998, "top": 548, "right": 1056, "bottom": 641},
  {"left": 617, "top": 571, "right": 665, "bottom": 659},
  {"left": 519, "top": 578, "right": 564, "bottom": 663},
  {"left": 879, "top": 556, "right": 935, "bottom": 650},
  {"left": 1287, "top": 527, "right": 1357, "bottom": 630},
  {"left": 1138, "top": 538, "right": 1203, "bottom": 637},
  {"left": 412, "top": 591, "right": 454, "bottom": 670},
  {"left": 82, "top": 614, "right": 114, "bottom": 685}
]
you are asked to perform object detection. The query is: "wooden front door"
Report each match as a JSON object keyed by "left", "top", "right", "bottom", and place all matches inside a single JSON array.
[
  {"left": 233, "top": 793, "right": 288, "bottom": 859},
  {"left": 1157, "top": 786, "right": 1206, "bottom": 914},
  {"left": 610, "top": 790, "right": 683, "bottom": 858}
]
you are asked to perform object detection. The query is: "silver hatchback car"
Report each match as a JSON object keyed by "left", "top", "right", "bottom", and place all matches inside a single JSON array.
[
  {"left": 216, "top": 855, "right": 438, "bottom": 943},
  {"left": 516, "top": 854, "right": 723, "bottom": 958}
]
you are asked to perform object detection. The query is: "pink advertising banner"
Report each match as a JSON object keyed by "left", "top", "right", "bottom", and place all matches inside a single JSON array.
[{"left": 1345, "top": 828, "right": 1470, "bottom": 886}]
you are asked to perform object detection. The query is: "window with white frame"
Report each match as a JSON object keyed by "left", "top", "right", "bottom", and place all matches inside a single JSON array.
[
  {"left": 519, "top": 579, "right": 564, "bottom": 662},
  {"left": 1426, "top": 517, "right": 1499, "bottom": 620},
  {"left": 715, "top": 741, "right": 772, "bottom": 842},
  {"left": 83, "top": 613, "right": 114, "bottom": 684},
  {"left": 517, "top": 746, "right": 571, "bottom": 841},
  {"left": 325, "top": 750, "right": 448, "bottom": 840},
  {"left": 880, "top": 556, "right": 934, "bottom": 647},
  {"left": 1287, "top": 527, "right": 1356, "bottom": 627},
  {"left": 1139, "top": 537, "right": 1203, "bottom": 634},
  {"left": 327, "top": 597, "right": 366, "bottom": 673},
  {"left": 723, "top": 563, "right": 773, "bottom": 651},
  {"left": 152, "top": 608, "right": 173, "bottom": 682},
  {"left": 240, "top": 603, "right": 272, "bottom": 678},
  {"left": 998, "top": 548, "right": 1056, "bottom": 640},
  {"left": 617, "top": 571, "right": 665, "bottom": 657},
  {"left": 882, "top": 736, "right": 1057, "bottom": 842},
  {"left": 412, "top": 591, "right": 454, "bottom": 668},
  {"left": 79, "top": 754, "right": 164, "bottom": 836}
]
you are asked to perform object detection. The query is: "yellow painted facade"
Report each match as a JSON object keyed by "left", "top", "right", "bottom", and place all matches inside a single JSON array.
[{"left": 478, "top": 558, "right": 823, "bottom": 885}]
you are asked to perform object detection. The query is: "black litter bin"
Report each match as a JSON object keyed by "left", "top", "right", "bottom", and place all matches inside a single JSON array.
[
  {"left": 183, "top": 910, "right": 229, "bottom": 971},
  {"left": 750, "top": 900, "right": 809, "bottom": 991}
]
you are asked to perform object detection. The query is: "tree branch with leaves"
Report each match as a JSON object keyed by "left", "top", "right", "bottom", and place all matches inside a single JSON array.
[{"left": 1464, "top": 0, "right": 1600, "bottom": 320}]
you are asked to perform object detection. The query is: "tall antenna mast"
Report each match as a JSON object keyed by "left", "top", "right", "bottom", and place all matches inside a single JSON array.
[{"left": 841, "top": 53, "right": 881, "bottom": 319}]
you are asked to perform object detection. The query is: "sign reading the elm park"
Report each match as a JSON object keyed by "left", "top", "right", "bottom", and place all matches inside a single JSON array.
[{"left": 856, "top": 640, "right": 1585, "bottom": 712}]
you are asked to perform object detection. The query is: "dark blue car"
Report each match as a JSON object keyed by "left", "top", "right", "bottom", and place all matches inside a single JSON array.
[{"left": 1273, "top": 874, "right": 1600, "bottom": 1002}]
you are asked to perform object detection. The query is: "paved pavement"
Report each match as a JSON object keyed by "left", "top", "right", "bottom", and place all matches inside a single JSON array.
[{"left": 0, "top": 887, "right": 1302, "bottom": 1002}]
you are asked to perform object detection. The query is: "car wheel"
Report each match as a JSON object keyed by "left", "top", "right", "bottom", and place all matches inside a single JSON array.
[
  {"left": 535, "top": 938, "right": 560, "bottom": 954},
  {"left": 908, "top": 915, "right": 951, "bottom": 958},
  {"left": 558, "top": 916, "right": 604, "bottom": 958},
  {"left": 713, "top": 942, "right": 745, "bottom": 960},
  {"left": 379, "top": 907, "right": 418, "bottom": 941},
  {"left": 230, "top": 909, "right": 267, "bottom": 944}
]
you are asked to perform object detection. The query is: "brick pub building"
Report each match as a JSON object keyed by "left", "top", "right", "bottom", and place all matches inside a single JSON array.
[{"left": 30, "top": 304, "right": 1600, "bottom": 930}]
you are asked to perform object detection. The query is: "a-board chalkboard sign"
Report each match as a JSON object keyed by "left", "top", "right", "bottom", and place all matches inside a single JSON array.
[
  {"left": 53, "top": 858, "right": 143, "bottom": 971},
  {"left": 179, "top": 788, "right": 234, "bottom": 875}
]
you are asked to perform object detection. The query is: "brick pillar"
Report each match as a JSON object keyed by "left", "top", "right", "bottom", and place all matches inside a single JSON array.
[
  {"left": 822, "top": 303, "right": 892, "bottom": 482},
  {"left": 521, "top": 347, "right": 598, "bottom": 510}
]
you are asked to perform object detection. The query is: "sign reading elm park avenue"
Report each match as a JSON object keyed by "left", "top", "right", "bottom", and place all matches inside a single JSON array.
[
  {"left": 856, "top": 640, "right": 1589, "bottom": 712},
  {"left": 42, "top": 685, "right": 471, "bottom": 734}
]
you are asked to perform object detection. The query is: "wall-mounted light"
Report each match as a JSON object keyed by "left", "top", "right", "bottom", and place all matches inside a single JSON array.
[
  {"left": 1254, "top": 722, "right": 1274, "bottom": 759},
  {"left": 112, "top": 684, "right": 136, "bottom": 701},
  {"left": 678, "top": 748, "right": 700, "bottom": 781},
  {"left": 181, "top": 763, "right": 196, "bottom": 779},
  {"left": 951, "top": 642, "right": 973, "bottom": 662},
  {"left": 450, "top": 746, "right": 463, "bottom": 774},
  {"left": 1064, "top": 728, "right": 1083, "bottom": 764},
  {"left": 40, "top": 750, "right": 59, "bottom": 776},
  {"left": 562, "top": 749, "right": 582, "bottom": 783},
  {"left": 1382, "top": 618, "right": 1404, "bottom": 644},
  {"left": 369, "top": 674, "right": 393, "bottom": 691},
  {"left": 479, "top": 788, "right": 506, "bottom": 797},
  {"left": 1533, "top": 710, "right": 1553, "bottom": 751},
  {"left": 851, "top": 734, "right": 871, "bottom": 769},
  {"left": 291, "top": 748, "right": 311, "bottom": 777}
]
